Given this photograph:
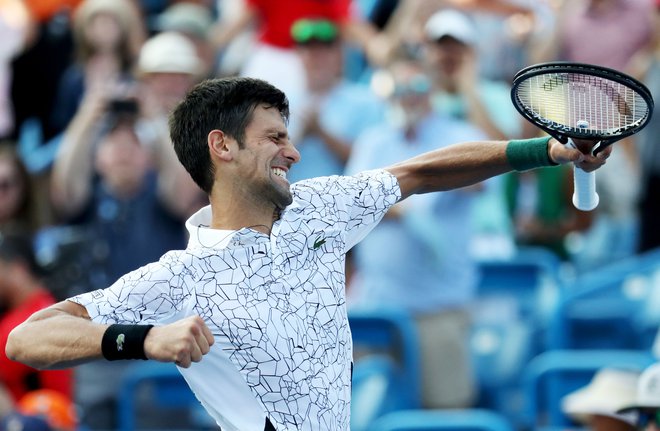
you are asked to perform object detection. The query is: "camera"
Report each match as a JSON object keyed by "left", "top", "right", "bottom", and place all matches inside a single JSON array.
[{"left": 107, "top": 98, "right": 139, "bottom": 116}]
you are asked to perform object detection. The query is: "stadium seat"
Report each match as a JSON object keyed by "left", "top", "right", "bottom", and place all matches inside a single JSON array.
[
  {"left": 366, "top": 408, "right": 514, "bottom": 431},
  {"left": 521, "top": 349, "right": 655, "bottom": 429},
  {"left": 476, "top": 246, "right": 562, "bottom": 322},
  {"left": 470, "top": 318, "right": 535, "bottom": 424},
  {"left": 349, "top": 307, "right": 422, "bottom": 430},
  {"left": 117, "top": 362, "right": 215, "bottom": 431},
  {"left": 547, "top": 248, "right": 660, "bottom": 350},
  {"left": 351, "top": 356, "right": 402, "bottom": 431}
]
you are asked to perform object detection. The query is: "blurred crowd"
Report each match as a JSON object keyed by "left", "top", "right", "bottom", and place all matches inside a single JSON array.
[{"left": 0, "top": 0, "right": 659, "bottom": 429}]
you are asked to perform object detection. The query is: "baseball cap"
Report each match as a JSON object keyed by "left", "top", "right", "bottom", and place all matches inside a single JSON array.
[
  {"left": 291, "top": 19, "right": 339, "bottom": 44},
  {"left": 155, "top": 3, "right": 213, "bottom": 39},
  {"left": 561, "top": 368, "right": 640, "bottom": 425},
  {"left": 618, "top": 363, "right": 660, "bottom": 413},
  {"left": 138, "top": 32, "right": 203, "bottom": 75},
  {"left": 424, "top": 9, "right": 477, "bottom": 46}
]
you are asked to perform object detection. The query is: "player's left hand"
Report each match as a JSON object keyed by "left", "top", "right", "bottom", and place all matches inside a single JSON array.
[{"left": 548, "top": 138, "right": 612, "bottom": 172}]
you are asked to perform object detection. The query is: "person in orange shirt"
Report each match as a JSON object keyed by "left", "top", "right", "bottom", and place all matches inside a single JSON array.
[{"left": 0, "top": 232, "right": 72, "bottom": 402}]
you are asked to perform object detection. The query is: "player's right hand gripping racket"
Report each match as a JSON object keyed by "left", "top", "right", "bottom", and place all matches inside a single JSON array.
[{"left": 511, "top": 62, "right": 654, "bottom": 211}]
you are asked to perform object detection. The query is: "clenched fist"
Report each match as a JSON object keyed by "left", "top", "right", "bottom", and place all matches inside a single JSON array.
[
  {"left": 144, "top": 316, "right": 215, "bottom": 368},
  {"left": 548, "top": 138, "right": 612, "bottom": 172}
]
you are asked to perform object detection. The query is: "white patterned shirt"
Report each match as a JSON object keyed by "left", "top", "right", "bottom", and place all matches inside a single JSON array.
[{"left": 70, "top": 170, "right": 401, "bottom": 431}]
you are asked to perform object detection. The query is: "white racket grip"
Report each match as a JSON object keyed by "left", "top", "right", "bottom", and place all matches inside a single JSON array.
[{"left": 566, "top": 138, "right": 599, "bottom": 211}]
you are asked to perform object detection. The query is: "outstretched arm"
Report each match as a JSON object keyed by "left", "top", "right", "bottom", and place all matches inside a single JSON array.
[
  {"left": 387, "top": 137, "right": 610, "bottom": 200},
  {"left": 6, "top": 301, "right": 214, "bottom": 370}
]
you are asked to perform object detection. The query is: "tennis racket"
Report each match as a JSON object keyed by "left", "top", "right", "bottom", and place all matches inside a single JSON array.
[{"left": 511, "top": 62, "right": 654, "bottom": 211}]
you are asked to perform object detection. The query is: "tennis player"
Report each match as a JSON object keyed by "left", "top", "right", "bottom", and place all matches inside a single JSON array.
[{"left": 6, "top": 77, "right": 610, "bottom": 431}]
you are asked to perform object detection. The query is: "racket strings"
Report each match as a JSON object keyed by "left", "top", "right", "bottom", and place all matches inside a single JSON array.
[{"left": 517, "top": 73, "right": 648, "bottom": 135}]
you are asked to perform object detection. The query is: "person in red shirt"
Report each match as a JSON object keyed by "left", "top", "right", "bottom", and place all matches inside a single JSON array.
[
  {"left": 211, "top": 0, "right": 387, "bottom": 110},
  {"left": 0, "top": 232, "right": 73, "bottom": 402}
]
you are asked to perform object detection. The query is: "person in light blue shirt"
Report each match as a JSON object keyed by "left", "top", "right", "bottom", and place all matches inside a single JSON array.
[
  {"left": 346, "top": 57, "right": 486, "bottom": 409},
  {"left": 287, "top": 18, "right": 385, "bottom": 183}
]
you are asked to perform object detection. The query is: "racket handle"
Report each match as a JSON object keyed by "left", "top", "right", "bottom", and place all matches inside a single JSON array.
[
  {"left": 566, "top": 138, "right": 599, "bottom": 211},
  {"left": 572, "top": 166, "right": 599, "bottom": 211}
]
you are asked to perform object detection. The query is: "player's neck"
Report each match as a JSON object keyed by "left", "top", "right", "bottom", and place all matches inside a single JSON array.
[{"left": 209, "top": 197, "right": 276, "bottom": 234}]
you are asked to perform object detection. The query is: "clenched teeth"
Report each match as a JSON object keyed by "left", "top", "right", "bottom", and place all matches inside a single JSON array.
[{"left": 272, "top": 168, "right": 287, "bottom": 179}]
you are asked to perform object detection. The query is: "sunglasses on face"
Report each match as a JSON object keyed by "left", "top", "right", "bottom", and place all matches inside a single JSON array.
[
  {"left": 393, "top": 74, "right": 431, "bottom": 97},
  {"left": 291, "top": 19, "right": 339, "bottom": 44},
  {"left": 637, "top": 411, "right": 660, "bottom": 429}
]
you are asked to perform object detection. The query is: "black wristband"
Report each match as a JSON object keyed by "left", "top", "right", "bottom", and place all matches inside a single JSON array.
[{"left": 101, "top": 324, "right": 154, "bottom": 361}]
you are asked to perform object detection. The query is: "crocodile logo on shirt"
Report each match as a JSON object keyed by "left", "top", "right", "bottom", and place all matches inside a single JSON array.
[{"left": 313, "top": 236, "right": 326, "bottom": 250}]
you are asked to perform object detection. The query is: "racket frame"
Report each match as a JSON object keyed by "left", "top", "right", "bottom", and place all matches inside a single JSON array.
[
  {"left": 511, "top": 61, "right": 654, "bottom": 154},
  {"left": 510, "top": 61, "right": 654, "bottom": 211}
]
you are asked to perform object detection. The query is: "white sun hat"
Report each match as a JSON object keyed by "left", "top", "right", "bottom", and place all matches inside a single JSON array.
[
  {"left": 618, "top": 362, "right": 660, "bottom": 413},
  {"left": 562, "top": 367, "right": 641, "bottom": 425},
  {"left": 138, "top": 31, "right": 202, "bottom": 76}
]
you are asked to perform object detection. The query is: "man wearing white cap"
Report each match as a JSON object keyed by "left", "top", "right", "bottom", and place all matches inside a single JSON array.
[
  {"left": 618, "top": 363, "right": 660, "bottom": 431},
  {"left": 422, "top": 8, "right": 515, "bottom": 256},
  {"left": 138, "top": 31, "right": 204, "bottom": 114},
  {"left": 422, "top": 9, "right": 520, "bottom": 142}
]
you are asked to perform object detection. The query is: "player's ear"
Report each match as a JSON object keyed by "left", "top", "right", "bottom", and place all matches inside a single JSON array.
[{"left": 208, "top": 129, "right": 233, "bottom": 162}]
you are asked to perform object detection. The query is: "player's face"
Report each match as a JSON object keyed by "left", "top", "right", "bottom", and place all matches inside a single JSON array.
[{"left": 236, "top": 104, "right": 300, "bottom": 210}]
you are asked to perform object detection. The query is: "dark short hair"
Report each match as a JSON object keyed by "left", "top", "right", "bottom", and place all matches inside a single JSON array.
[
  {"left": 0, "top": 231, "right": 39, "bottom": 275},
  {"left": 169, "top": 77, "right": 290, "bottom": 194}
]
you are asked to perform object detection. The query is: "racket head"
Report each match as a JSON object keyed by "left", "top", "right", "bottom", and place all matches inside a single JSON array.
[{"left": 511, "top": 62, "right": 654, "bottom": 145}]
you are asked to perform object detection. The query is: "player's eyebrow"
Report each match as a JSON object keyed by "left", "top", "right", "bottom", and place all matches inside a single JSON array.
[{"left": 265, "top": 128, "right": 289, "bottom": 139}]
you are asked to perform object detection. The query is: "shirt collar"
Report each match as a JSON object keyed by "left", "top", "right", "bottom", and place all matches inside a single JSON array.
[{"left": 185, "top": 205, "right": 271, "bottom": 250}]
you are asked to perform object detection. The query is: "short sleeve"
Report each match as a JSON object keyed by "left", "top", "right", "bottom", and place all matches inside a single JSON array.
[
  {"left": 68, "top": 251, "right": 195, "bottom": 325},
  {"left": 290, "top": 169, "right": 400, "bottom": 250}
]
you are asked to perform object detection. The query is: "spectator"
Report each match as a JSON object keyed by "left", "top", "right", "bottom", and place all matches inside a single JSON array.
[
  {"left": 422, "top": 8, "right": 520, "bottom": 141},
  {"left": 346, "top": 57, "right": 485, "bottom": 409},
  {"left": 561, "top": 367, "right": 639, "bottom": 431},
  {"left": 50, "top": 99, "right": 190, "bottom": 292},
  {"left": 154, "top": 2, "right": 216, "bottom": 78},
  {"left": 421, "top": 8, "right": 517, "bottom": 256},
  {"left": 50, "top": 0, "right": 146, "bottom": 135},
  {"left": 136, "top": 31, "right": 208, "bottom": 216},
  {"left": 287, "top": 18, "right": 384, "bottom": 182},
  {"left": 617, "top": 362, "right": 660, "bottom": 431},
  {"left": 0, "top": 232, "right": 73, "bottom": 403},
  {"left": 210, "top": 0, "right": 387, "bottom": 108}
]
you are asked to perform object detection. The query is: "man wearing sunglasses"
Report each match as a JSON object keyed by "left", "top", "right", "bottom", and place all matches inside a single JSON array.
[
  {"left": 287, "top": 18, "right": 384, "bottom": 183},
  {"left": 618, "top": 363, "right": 660, "bottom": 431}
]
